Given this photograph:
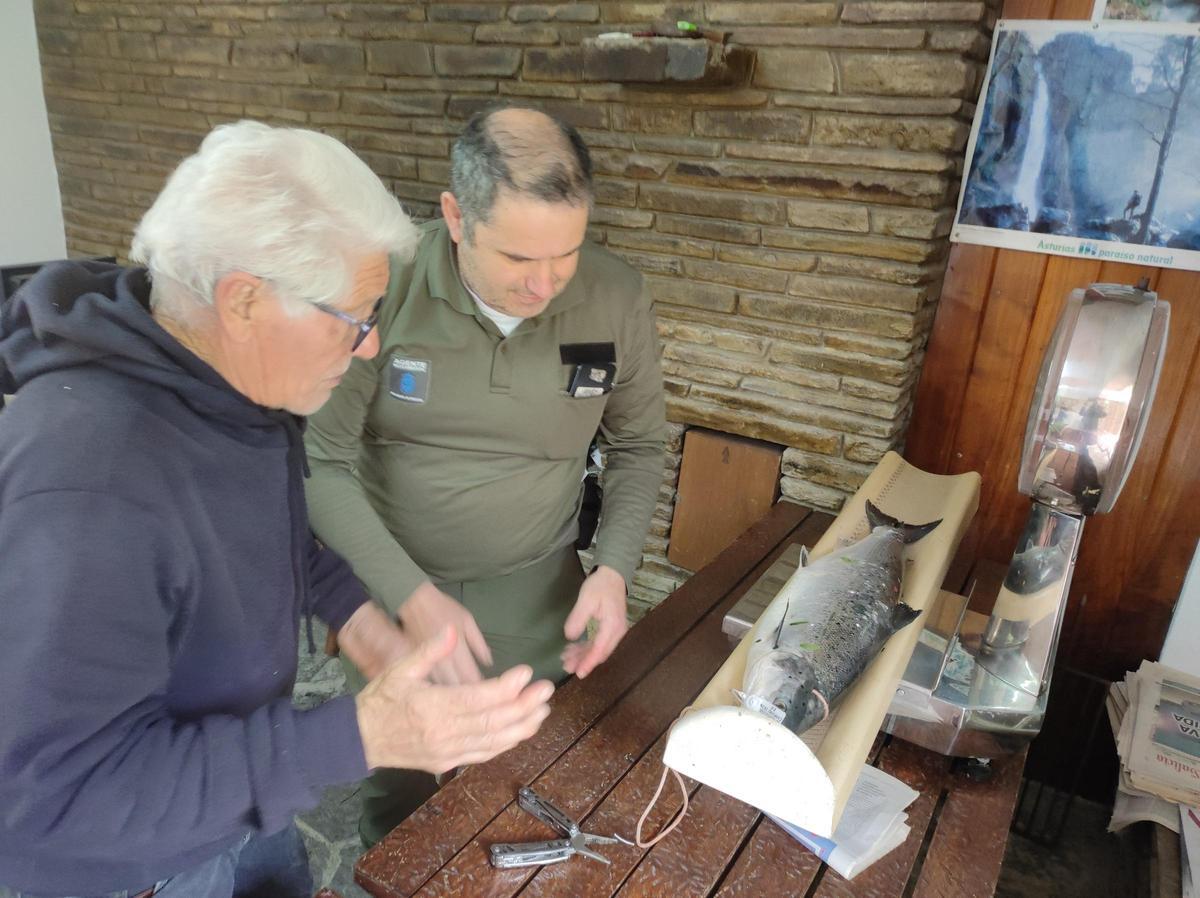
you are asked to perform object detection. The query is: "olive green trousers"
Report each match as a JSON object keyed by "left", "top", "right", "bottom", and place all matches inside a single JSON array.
[{"left": 343, "top": 544, "right": 584, "bottom": 847}]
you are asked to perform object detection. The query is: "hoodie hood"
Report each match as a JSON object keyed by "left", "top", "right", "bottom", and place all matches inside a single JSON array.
[{"left": 0, "top": 260, "right": 277, "bottom": 430}]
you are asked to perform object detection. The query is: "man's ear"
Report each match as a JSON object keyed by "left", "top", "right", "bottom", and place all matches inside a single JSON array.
[
  {"left": 441, "top": 191, "right": 466, "bottom": 245},
  {"left": 212, "top": 272, "right": 264, "bottom": 343}
]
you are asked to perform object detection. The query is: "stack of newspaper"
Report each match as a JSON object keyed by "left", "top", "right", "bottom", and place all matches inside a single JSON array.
[
  {"left": 769, "top": 764, "right": 918, "bottom": 880},
  {"left": 1107, "top": 660, "right": 1200, "bottom": 834}
]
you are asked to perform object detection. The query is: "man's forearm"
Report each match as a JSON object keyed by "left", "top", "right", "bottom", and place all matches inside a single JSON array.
[
  {"left": 305, "top": 462, "right": 429, "bottom": 615},
  {"left": 591, "top": 444, "right": 664, "bottom": 586}
]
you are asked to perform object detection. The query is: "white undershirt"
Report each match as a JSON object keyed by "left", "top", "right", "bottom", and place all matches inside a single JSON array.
[{"left": 466, "top": 285, "right": 523, "bottom": 337}]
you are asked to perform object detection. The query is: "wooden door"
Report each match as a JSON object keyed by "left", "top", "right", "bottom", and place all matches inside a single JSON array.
[{"left": 668, "top": 428, "right": 783, "bottom": 572}]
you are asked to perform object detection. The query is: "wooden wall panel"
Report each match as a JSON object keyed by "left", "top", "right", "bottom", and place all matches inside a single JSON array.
[
  {"left": 906, "top": 0, "right": 1200, "bottom": 680},
  {"left": 905, "top": 244, "right": 997, "bottom": 473}
]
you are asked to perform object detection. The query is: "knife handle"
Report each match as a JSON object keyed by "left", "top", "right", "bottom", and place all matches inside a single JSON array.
[
  {"left": 518, "top": 787, "right": 579, "bottom": 837},
  {"left": 489, "top": 839, "right": 573, "bottom": 868}
]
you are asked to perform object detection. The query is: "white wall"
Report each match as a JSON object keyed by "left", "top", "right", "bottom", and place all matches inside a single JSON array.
[
  {"left": 0, "top": 0, "right": 67, "bottom": 267},
  {"left": 1161, "top": 541, "right": 1200, "bottom": 676}
]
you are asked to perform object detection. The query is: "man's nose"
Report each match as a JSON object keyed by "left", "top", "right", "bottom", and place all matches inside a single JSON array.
[{"left": 527, "top": 261, "right": 555, "bottom": 298}]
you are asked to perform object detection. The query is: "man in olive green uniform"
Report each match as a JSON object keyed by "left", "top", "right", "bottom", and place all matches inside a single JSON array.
[{"left": 304, "top": 106, "right": 666, "bottom": 844}]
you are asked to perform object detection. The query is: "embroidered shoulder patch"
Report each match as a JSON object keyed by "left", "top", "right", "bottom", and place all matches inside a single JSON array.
[{"left": 388, "top": 357, "right": 431, "bottom": 404}]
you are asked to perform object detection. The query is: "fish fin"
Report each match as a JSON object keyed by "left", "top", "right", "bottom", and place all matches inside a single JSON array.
[
  {"left": 890, "top": 602, "right": 921, "bottom": 632},
  {"left": 865, "top": 499, "right": 942, "bottom": 544},
  {"left": 799, "top": 546, "right": 810, "bottom": 567},
  {"left": 772, "top": 591, "right": 791, "bottom": 649}
]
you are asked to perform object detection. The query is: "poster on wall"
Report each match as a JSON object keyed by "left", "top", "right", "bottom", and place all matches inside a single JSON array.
[
  {"left": 1092, "top": 0, "right": 1200, "bottom": 24},
  {"left": 952, "top": 20, "right": 1200, "bottom": 272}
]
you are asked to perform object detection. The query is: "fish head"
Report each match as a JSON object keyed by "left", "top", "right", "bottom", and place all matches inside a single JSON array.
[
  {"left": 1004, "top": 542, "right": 1068, "bottom": 594},
  {"left": 742, "top": 650, "right": 827, "bottom": 735}
]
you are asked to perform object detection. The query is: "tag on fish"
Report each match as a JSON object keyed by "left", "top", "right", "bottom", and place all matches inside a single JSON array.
[{"left": 731, "top": 689, "right": 787, "bottom": 724}]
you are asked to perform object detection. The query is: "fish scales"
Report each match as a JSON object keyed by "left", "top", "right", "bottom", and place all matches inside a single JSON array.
[{"left": 737, "top": 501, "right": 939, "bottom": 736}]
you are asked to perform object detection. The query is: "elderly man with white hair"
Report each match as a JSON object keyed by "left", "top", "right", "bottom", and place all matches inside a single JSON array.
[{"left": 0, "top": 121, "right": 554, "bottom": 898}]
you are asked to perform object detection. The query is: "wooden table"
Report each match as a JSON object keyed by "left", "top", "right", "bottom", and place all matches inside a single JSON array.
[{"left": 355, "top": 502, "right": 1025, "bottom": 898}]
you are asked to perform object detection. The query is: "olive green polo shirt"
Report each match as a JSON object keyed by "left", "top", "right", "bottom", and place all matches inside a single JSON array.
[{"left": 304, "top": 219, "right": 666, "bottom": 616}]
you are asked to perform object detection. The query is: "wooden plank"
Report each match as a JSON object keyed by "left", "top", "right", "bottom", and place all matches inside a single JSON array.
[
  {"left": 355, "top": 503, "right": 821, "bottom": 897},
  {"left": 1050, "top": 0, "right": 1096, "bottom": 19},
  {"left": 402, "top": 511, "right": 835, "bottom": 898},
  {"left": 810, "top": 739, "right": 953, "bottom": 898},
  {"left": 1004, "top": 0, "right": 1056, "bottom": 15},
  {"left": 615, "top": 785, "right": 761, "bottom": 898},
  {"left": 905, "top": 243, "right": 998, "bottom": 474},
  {"left": 947, "top": 249, "right": 1050, "bottom": 568},
  {"left": 710, "top": 817, "right": 824, "bottom": 898},
  {"left": 669, "top": 428, "right": 784, "bottom": 572},
  {"left": 966, "top": 559, "right": 1007, "bottom": 618},
  {"left": 940, "top": 539, "right": 978, "bottom": 598},
  {"left": 522, "top": 735, "right": 699, "bottom": 898},
  {"left": 949, "top": 249, "right": 1049, "bottom": 482},
  {"left": 911, "top": 750, "right": 1026, "bottom": 898}
]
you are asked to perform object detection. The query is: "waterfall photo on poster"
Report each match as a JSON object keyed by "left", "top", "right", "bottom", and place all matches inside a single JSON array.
[{"left": 952, "top": 20, "right": 1200, "bottom": 272}]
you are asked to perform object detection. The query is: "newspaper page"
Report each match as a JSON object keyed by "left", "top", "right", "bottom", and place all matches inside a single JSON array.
[
  {"left": 1128, "top": 663, "right": 1200, "bottom": 804},
  {"left": 1109, "top": 782, "right": 1180, "bottom": 833}
]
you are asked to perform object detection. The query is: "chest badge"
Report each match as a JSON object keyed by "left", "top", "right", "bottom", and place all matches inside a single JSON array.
[
  {"left": 561, "top": 342, "right": 616, "bottom": 399},
  {"left": 567, "top": 362, "right": 616, "bottom": 398},
  {"left": 388, "top": 357, "right": 431, "bottom": 404}
]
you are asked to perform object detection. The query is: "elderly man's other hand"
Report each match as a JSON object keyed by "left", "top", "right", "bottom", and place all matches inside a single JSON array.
[
  {"left": 355, "top": 627, "right": 554, "bottom": 774},
  {"left": 336, "top": 601, "right": 412, "bottom": 681},
  {"left": 398, "top": 581, "right": 493, "bottom": 685},
  {"left": 561, "top": 565, "right": 628, "bottom": 680}
]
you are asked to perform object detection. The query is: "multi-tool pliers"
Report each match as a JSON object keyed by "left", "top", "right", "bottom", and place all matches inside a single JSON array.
[{"left": 488, "top": 786, "right": 629, "bottom": 868}]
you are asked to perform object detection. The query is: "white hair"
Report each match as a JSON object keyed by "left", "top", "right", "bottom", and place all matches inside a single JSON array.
[{"left": 131, "top": 120, "right": 419, "bottom": 318}]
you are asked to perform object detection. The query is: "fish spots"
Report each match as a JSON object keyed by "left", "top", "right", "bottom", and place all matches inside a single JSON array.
[{"left": 739, "top": 508, "right": 935, "bottom": 736}]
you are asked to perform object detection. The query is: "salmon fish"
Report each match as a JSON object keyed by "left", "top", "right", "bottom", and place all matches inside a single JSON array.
[{"left": 737, "top": 501, "right": 940, "bottom": 736}]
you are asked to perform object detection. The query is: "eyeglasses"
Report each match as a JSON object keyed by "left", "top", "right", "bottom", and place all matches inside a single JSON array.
[{"left": 315, "top": 296, "right": 383, "bottom": 351}]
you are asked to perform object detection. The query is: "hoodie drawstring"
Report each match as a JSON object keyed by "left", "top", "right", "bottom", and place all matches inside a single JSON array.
[{"left": 282, "top": 416, "right": 316, "bottom": 653}]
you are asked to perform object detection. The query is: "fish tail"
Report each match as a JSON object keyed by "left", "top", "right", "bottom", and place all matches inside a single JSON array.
[
  {"left": 890, "top": 602, "right": 921, "bottom": 632},
  {"left": 865, "top": 499, "right": 942, "bottom": 544}
]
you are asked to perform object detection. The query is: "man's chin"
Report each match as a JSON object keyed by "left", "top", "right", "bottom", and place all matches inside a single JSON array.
[
  {"left": 292, "top": 391, "right": 333, "bottom": 417},
  {"left": 510, "top": 297, "right": 553, "bottom": 317}
]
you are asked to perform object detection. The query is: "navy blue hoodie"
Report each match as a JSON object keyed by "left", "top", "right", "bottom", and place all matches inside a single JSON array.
[{"left": 0, "top": 261, "right": 370, "bottom": 892}]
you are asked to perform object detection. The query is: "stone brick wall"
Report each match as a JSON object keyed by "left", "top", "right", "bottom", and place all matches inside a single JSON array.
[{"left": 31, "top": 0, "right": 998, "bottom": 613}]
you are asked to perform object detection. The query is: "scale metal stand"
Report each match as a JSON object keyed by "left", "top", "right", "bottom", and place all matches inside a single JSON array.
[{"left": 882, "top": 281, "right": 1169, "bottom": 758}]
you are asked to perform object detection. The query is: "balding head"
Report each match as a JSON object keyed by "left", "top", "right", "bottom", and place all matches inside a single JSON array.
[{"left": 449, "top": 105, "right": 593, "bottom": 241}]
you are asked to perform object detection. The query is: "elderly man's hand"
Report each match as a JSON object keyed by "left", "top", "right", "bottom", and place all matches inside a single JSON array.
[
  {"left": 397, "top": 581, "right": 493, "bottom": 685},
  {"left": 561, "top": 564, "right": 628, "bottom": 680},
  {"left": 336, "top": 601, "right": 412, "bottom": 681},
  {"left": 355, "top": 627, "right": 554, "bottom": 774}
]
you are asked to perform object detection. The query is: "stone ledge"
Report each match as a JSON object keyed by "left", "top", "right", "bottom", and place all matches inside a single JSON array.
[{"left": 580, "top": 36, "right": 753, "bottom": 85}]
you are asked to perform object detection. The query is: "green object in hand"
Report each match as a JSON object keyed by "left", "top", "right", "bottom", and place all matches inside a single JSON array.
[{"left": 676, "top": 20, "right": 698, "bottom": 31}]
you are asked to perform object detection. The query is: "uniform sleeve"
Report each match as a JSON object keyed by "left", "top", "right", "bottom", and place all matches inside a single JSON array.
[
  {"left": 592, "top": 277, "right": 667, "bottom": 587},
  {"left": 0, "top": 491, "right": 367, "bottom": 855},
  {"left": 304, "top": 352, "right": 430, "bottom": 616}
]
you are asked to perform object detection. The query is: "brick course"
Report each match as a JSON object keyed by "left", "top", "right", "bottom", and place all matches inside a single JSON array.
[{"left": 32, "top": 0, "right": 996, "bottom": 603}]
